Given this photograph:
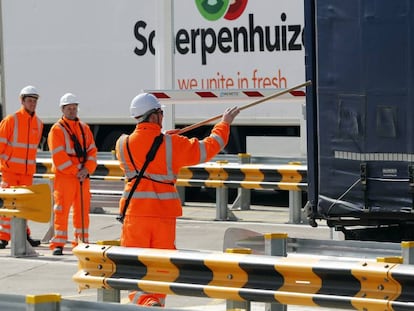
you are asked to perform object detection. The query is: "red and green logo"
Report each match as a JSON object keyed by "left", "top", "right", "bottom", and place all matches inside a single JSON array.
[{"left": 195, "top": 0, "right": 248, "bottom": 21}]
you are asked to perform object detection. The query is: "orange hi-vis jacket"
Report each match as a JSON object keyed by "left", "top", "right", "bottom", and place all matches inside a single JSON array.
[
  {"left": 0, "top": 106, "right": 43, "bottom": 175},
  {"left": 48, "top": 117, "right": 97, "bottom": 176},
  {"left": 115, "top": 121, "right": 230, "bottom": 218}
]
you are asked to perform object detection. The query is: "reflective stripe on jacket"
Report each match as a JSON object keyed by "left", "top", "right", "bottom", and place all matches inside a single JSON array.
[
  {"left": 115, "top": 121, "right": 230, "bottom": 218},
  {"left": 0, "top": 106, "right": 43, "bottom": 175},
  {"left": 47, "top": 117, "right": 97, "bottom": 176}
]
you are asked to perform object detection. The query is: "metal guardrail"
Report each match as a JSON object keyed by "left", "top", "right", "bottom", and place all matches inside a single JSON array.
[
  {"left": 37, "top": 151, "right": 308, "bottom": 165},
  {"left": 35, "top": 157, "right": 307, "bottom": 191},
  {"left": 222, "top": 227, "right": 403, "bottom": 259},
  {"left": 35, "top": 153, "right": 308, "bottom": 223},
  {"left": 0, "top": 293, "right": 183, "bottom": 311},
  {"left": 0, "top": 293, "right": 25, "bottom": 311},
  {"left": 72, "top": 242, "right": 414, "bottom": 310}
]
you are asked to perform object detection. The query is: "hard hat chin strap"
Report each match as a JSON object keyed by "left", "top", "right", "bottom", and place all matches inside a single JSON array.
[
  {"left": 136, "top": 116, "right": 146, "bottom": 123},
  {"left": 137, "top": 108, "right": 158, "bottom": 123}
]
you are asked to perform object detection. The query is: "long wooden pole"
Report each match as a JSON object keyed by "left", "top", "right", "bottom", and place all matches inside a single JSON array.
[{"left": 176, "top": 80, "right": 312, "bottom": 135}]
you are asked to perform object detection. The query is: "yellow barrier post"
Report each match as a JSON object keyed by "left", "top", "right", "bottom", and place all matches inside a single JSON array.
[
  {"left": 402, "top": 241, "right": 414, "bottom": 264},
  {"left": 215, "top": 161, "right": 228, "bottom": 220},
  {"left": 264, "top": 233, "right": 288, "bottom": 257},
  {"left": 96, "top": 240, "right": 121, "bottom": 303},
  {"left": 38, "top": 176, "right": 55, "bottom": 244},
  {"left": 97, "top": 287, "right": 120, "bottom": 303},
  {"left": 26, "top": 293, "right": 61, "bottom": 311},
  {"left": 265, "top": 233, "right": 288, "bottom": 311},
  {"left": 231, "top": 153, "right": 252, "bottom": 211},
  {"left": 216, "top": 185, "right": 229, "bottom": 220},
  {"left": 287, "top": 162, "right": 303, "bottom": 224},
  {"left": 11, "top": 218, "right": 37, "bottom": 257},
  {"left": 214, "top": 161, "right": 238, "bottom": 221},
  {"left": 225, "top": 248, "right": 252, "bottom": 311},
  {"left": 177, "top": 185, "right": 186, "bottom": 206}
]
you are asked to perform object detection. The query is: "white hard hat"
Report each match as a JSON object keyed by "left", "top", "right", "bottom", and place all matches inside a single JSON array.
[
  {"left": 60, "top": 93, "right": 79, "bottom": 107},
  {"left": 20, "top": 85, "right": 39, "bottom": 98},
  {"left": 130, "top": 93, "right": 162, "bottom": 120}
]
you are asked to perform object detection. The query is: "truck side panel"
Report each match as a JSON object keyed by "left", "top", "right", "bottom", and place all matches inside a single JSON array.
[
  {"left": 306, "top": 0, "right": 414, "bottom": 239},
  {"left": 1, "top": 0, "right": 306, "bottom": 154},
  {"left": 1, "top": 0, "right": 157, "bottom": 124}
]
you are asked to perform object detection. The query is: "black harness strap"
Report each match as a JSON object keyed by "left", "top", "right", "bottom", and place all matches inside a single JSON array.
[
  {"left": 60, "top": 118, "right": 87, "bottom": 164},
  {"left": 117, "top": 133, "right": 164, "bottom": 224}
]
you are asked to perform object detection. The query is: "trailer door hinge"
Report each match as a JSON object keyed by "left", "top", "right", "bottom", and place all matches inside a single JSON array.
[
  {"left": 360, "top": 163, "right": 367, "bottom": 188},
  {"left": 360, "top": 163, "right": 368, "bottom": 211},
  {"left": 409, "top": 165, "right": 414, "bottom": 191}
]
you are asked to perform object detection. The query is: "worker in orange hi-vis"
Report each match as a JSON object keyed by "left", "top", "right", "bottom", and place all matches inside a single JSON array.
[
  {"left": 115, "top": 93, "right": 240, "bottom": 307},
  {"left": 47, "top": 93, "right": 97, "bottom": 256},
  {"left": 0, "top": 85, "right": 44, "bottom": 249}
]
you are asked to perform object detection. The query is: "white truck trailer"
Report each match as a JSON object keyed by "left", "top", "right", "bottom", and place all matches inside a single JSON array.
[{"left": 0, "top": 0, "right": 306, "bottom": 156}]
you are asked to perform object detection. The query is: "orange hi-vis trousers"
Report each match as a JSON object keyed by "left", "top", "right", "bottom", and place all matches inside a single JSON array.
[
  {"left": 0, "top": 171, "right": 33, "bottom": 241},
  {"left": 121, "top": 216, "right": 177, "bottom": 307},
  {"left": 49, "top": 175, "right": 91, "bottom": 250}
]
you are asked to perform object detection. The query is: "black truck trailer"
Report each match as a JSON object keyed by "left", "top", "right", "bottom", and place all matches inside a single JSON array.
[{"left": 304, "top": 0, "right": 414, "bottom": 242}]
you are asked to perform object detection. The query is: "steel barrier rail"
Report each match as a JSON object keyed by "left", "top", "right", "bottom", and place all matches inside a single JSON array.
[
  {"left": 178, "top": 162, "right": 307, "bottom": 191},
  {"left": 0, "top": 292, "right": 183, "bottom": 311},
  {"left": 177, "top": 179, "right": 307, "bottom": 191},
  {"left": 35, "top": 158, "right": 307, "bottom": 222},
  {"left": 222, "top": 228, "right": 403, "bottom": 259},
  {"left": 0, "top": 292, "right": 25, "bottom": 310},
  {"left": 72, "top": 243, "right": 414, "bottom": 310},
  {"left": 35, "top": 159, "right": 124, "bottom": 179},
  {"left": 34, "top": 175, "right": 306, "bottom": 191},
  {"left": 35, "top": 159, "right": 307, "bottom": 190},
  {"left": 36, "top": 151, "right": 308, "bottom": 165}
]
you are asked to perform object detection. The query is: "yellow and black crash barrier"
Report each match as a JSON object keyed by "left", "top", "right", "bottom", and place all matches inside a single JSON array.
[
  {"left": 35, "top": 159, "right": 124, "bottom": 181},
  {"left": 35, "top": 158, "right": 307, "bottom": 190},
  {"left": 73, "top": 243, "right": 414, "bottom": 310},
  {"left": 0, "top": 183, "right": 51, "bottom": 257},
  {"left": 0, "top": 184, "right": 51, "bottom": 223},
  {"left": 178, "top": 161, "right": 307, "bottom": 191},
  {"left": 36, "top": 157, "right": 306, "bottom": 222}
]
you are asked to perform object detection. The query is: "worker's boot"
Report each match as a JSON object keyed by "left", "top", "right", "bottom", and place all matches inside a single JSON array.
[
  {"left": 27, "top": 235, "right": 41, "bottom": 247},
  {"left": 141, "top": 297, "right": 162, "bottom": 307},
  {"left": 0, "top": 240, "right": 8, "bottom": 249},
  {"left": 52, "top": 246, "right": 63, "bottom": 256}
]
